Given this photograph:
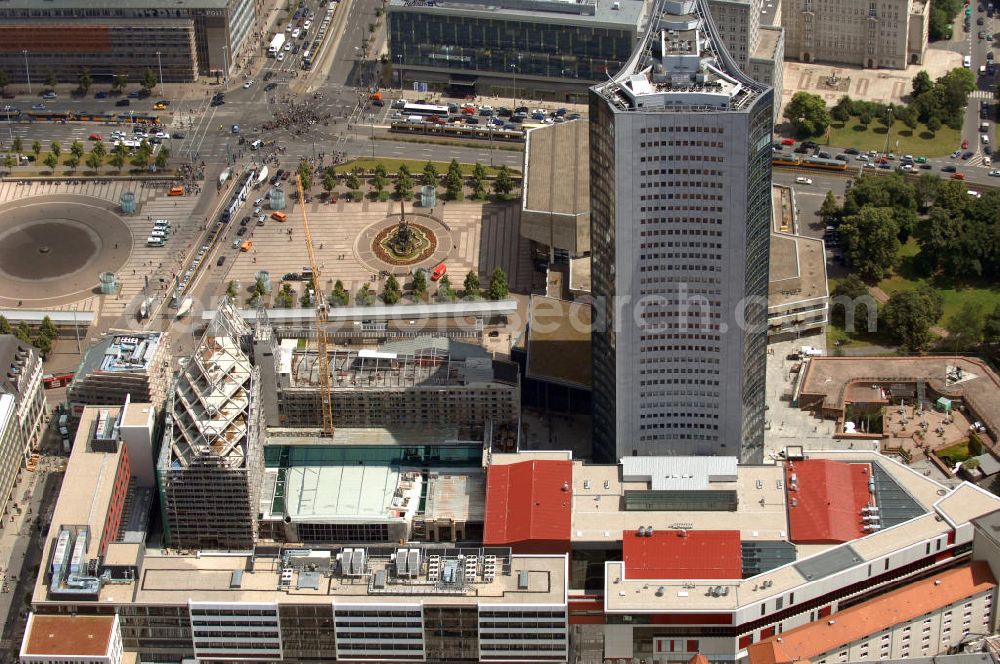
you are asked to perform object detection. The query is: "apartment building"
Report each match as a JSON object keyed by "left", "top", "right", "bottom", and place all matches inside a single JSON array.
[
  {"left": 0, "top": 0, "right": 257, "bottom": 82},
  {"left": 589, "top": 0, "right": 773, "bottom": 462},
  {"left": 68, "top": 332, "right": 170, "bottom": 415},
  {"left": 0, "top": 337, "right": 46, "bottom": 519},
  {"left": 782, "top": 0, "right": 928, "bottom": 68},
  {"left": 707, "top": 0, "right": 784, "bottom": 119},
  {"left": 271, "top": 335, "right": 519, "bottom": 429},
  {"left": 157, "top": 303, "right": 264, "bottom": 550},
  {"left": 20, "top": 614, "right": 124, "bottom": 664}
]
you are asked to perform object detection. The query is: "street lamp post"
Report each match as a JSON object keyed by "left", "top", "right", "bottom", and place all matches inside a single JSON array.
[
  {"left": 22, "top": 50, "right": 31, "bottom": 95},
  {"left": 156, "top": 51, "right": 164, "bottom": 92},
  {"left": 396, "top": 54, "right": 404, "bottom": 92},
  {"left": 511, "top": 63, "right": 517, "bottom": 109},
  {"left": 221, "top": 46, "right": 229, "bottom": 89}
]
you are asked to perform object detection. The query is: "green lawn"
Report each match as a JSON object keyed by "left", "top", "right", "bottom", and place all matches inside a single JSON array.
[
  {"left": 877, "top": 240, "right": 1000, "bottom": 325},
  {"left": 334, "top": 158, "right": 516, "bottom": 177},
  {"left": 826, "top": 119, "right": 961, "bottom": 157},
  {"left": 936, "top": 439, "right": 972, "bottom": 465}
]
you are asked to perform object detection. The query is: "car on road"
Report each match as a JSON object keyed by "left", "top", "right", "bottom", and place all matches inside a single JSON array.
[
  {"left": 795, "top": 177, "right": 813, "bottom": 185},
  {"left": 240, "top": 216, "right": 251, "bottom": 226},
  {"left": 801, "top": 140, "right": 819, "bottom": 149},
  {"left": 920, "top": 163, "right": 933, "bottom": 169},
  {"left": 990, "top": 169, "right": 1000, "bottom": 176},
  {"left": 116, "top": 99, "right": 130, "bottom": 107},
  {"left": 962, "top": 138, "right": 970, "bottom": 149},
  {"left": 31, "top": 103, "right": 46, "bottom": 110},
  {"left": 217, "top": 256, "right": 226, "bottom": 266},
  {"left": 243, "top": 80, "right": 255, "bottom": 89},
  {"left": 284, "top": 42, "right": 292, "bottom": 51},
  {"left": 94, "top": 91, "right": 108, "bottom": 99},
  {"left": 963, "top": 151, "right": 975, "bottom": 159},
  {"left": 257, "top": 215, "right": 266, "bottom": 225},
  {"left": 779, "top": 138, "right": 795, "bottom": 147},
  {"left": 232, "top": 238, "right": 242, "bottom": 249},
  {"left": 857, "top": 154, "right": 870, "bottom": 162},
  {"left": 88, "top": 133, "right": 102, "bottom": 141},
  {"left": 264, "top": 82, "right": 277, "bottom": 92},
  {"left": 153, "top": 102, "right": 167, "bottom": 110},
  {"left": 127, "top": 90, "right": 141, "bottom": 98},
  {"left": 277, "top": 52, "right": 285, "bottom": 61},
  {"left": 283, "top": 272, "right": 302, "bottom": 281},
  {"left": 171, "top": 132, "right": 185, "bottom": 139},
  {"left": 0, "top": 105, "right": 17, "bottom": 114},
  {"left": 843, "top": 147, "right": 860, "bottom": 154},
  {"left": 237, "top": 226, "right": 248, "bottom": 237},
  {"left": 942, "top": 164, "right": 958, "bottom": 172},
  {"left": 42, "top": 91, "right": 57, "bottom": 100},
  {"left": 232, "top": 124, "right": 240, "bottom": 134}
]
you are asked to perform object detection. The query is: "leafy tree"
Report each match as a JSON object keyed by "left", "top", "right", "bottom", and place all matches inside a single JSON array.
[
  {"left": 14, "top": 321, "right": 31, "bottom": 344},
  {"left": 492, "top": 165, "right": 514, "bottom": 199},
  {"left": 382, "top": 274, "right": 401, "bottom": 304},
  {"left": 394, "top": 165, "right": 413, "bottom": 199},
  {"left": 831, "top": 95, "right": 853, "bottom": 123},
  {"left": 472, "top": 162, "right": 487, "bottom": 181},
  {"left": 85, "top": 151, "right": 102, "bottom": 171},
  {"left": 322, "top": 171, "right": 336, "bottom": 198},
  {"left": 43, "top": 152, "right": 58, "bottom": 171},
  {"left": 50, "top": 140, "right": 61, "bottom": 158},
  {"left": 275, "top": 283, "right": 295, "bottom": 308},
  {"left": 898, "top": 106, "right": 919, "bottom": 132},
  {"left": 44, "top": 70, "right": 57, "bottom": 89},
  {"left": 819, "top": 191, "right": 840, "bottom": 222},
  {"left": 839, "top": 206, "right": 900, "bottom": 281},
  {"left": 109, "top": 144, "right": 127, "bottom": 170},
  {"left": 70, "top": 140, "right": 84, "bottom": 160},
  {"left": 444, "top": 159, "right": 463, "bottom": 200},
  {"left": 154, "top": 146, "right": 170, "bottom": 169},
  {"left": 937, "top": 67, "right": 976, "bottom": 114},
  {"left": 830, "top": 274, "right": 873, "bottom": 329},
  {"left": 843, "top": 173, "right": 918, "bottom": 241},
  {"left": 487, "top": 267, "right": 509, "bottom": 300},
  {"left": 472, "top": 177, "right": 486, "bottom": 200},
  {"left": 421, "top": 161, "right": 438, "bottom": 187},
  {"left": 346, "top": 170, "right": 361, "bottom": 191},
  {"left": 300, "top": 278, "right": 315, "bottom": 307},
  {"left": 2, "top": 155, "right": 12, "bottom": 173},
  {"left": 926, "top": 114, "right": 943, "bottom": 134},
  {"left": 298, "top": 161, "right": 312, "bottom": 191},
  {"left": 858, "top": 108, "right": 873, "bottom": 127},
  {"left": 463, "top": 270, "right": 481, "bottom": 299},
  {"left": 31, "top": 333, "right": 51, "bottom": 358},
  {"left": 78, "top": 68, "right": 92, "bottom": 95},
  {"left": 39, "top": 316, "right": 58, "bottom": 341},
  {"left": 877, "top": 105, "right": 895, "bottom": 130},
  {"left": 356, "top": 282, "right": 375, "bottom": 306},
  {"left": 881, "top": 286, "right": 944, "bottom": 353},
  {"left": 782, "top": 91, "right": 832, "bottom": 137},
  {"left": 65, "top": 154, "right": 79, "bottom": 170},
  {"left": 411, "top": 270, "right": 427, "bottom": 298},
  {"left": 373, "top": 162, "right": 387, "bottom": 179},
  {"left": 141, "top": 67, "right": 158, "bottom": 93},
  {"left": 436, "top": 275, "right": 457, "bottom": 302},
  {"left": 31, "top": 140, "right": 41, "bottom": 160},
  {"left": 112, "top": 74, "right": 128, "bottom": 94},
  {"left": 913, "top": 173, "right": 940, "bottom": 210},
  {"left": 912, "top": 70, "right": 934, "bottom": 97},
  {"left": 372, "top": 170, "right": 387, "bottom": 195},
  {"left": 329, "top": 279, "right": 349, "bottom": 307},
  {"left": 226, "top": 281, "right": 238, "bottom": 301},
  {"left": 0, "top": 316, "right": 10, "bottom": 335},
  {"left": 131, "top": 146, "right": 150, "bottom": 169},
  {"left": 984, "top": 304, "right": 1000, "bottom": 346},
  {"left": 0, "top": 70, "right": 8, "bottom": 93},
  {"left": 12, "top": 137, "right": 21, "bottom": 155},
  {"left": 945, "top": 302, "right": 985, "bottom": 350}
]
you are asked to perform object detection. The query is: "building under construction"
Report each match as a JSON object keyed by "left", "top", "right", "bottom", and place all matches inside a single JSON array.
[
  {"left": 157, "top": 304, "right": 264, "bottom": 550},
  {"left": 68, "top": 331, "right": 171, "bottom": 415},
  {"left": 268, "top": 335, "right": 520, "bottom": 429}
]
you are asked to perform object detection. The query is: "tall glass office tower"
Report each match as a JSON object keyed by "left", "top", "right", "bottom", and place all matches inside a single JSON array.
[{"left": 590, "top": 0, "right": 773, "bottom": 463}]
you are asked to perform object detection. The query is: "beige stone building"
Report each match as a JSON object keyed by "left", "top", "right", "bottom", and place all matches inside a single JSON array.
[
  {"left": 782, "top": 0, "right": 928, "bottom": 68},
  {"left": 709, "top": 0, "right": 785, "bottom": 118}
]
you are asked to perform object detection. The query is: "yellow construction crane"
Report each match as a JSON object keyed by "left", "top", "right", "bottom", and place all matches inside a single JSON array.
[{"left": 296, "top": 174, "right": 335, "bottom": 437}]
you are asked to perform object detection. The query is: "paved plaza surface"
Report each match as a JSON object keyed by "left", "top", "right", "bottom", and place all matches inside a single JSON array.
[
  {"left": 221, "top": 199, "right": 534, "bottom": 304},
  {"left": 0, "top": 180, "right": 203, "bottom": 325}
]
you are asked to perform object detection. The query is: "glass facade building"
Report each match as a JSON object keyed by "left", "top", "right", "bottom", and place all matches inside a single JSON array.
[
  {"left": 589, "top": 0, "right": 772, "bottom": 463},
  {"left": 387, "top": 0, "right": 647, "bottom": 100}
]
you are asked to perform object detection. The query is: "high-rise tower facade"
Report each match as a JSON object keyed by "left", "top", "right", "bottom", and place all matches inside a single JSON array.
[{"left": 590, "top": 0, "right": 772, "bottom": 463}]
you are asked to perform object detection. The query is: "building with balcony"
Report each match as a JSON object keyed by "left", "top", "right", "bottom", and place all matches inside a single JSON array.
[
  {"left": 0, "top": 337, "right": 45, "bottom": 520},
  {"left": 67, "top": 331, "right": 170, "bottom": 416}
]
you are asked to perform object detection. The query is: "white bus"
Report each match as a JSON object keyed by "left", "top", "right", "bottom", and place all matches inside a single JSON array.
[{"left": 402, "top": 102, "right": 449, "bottom": 117}]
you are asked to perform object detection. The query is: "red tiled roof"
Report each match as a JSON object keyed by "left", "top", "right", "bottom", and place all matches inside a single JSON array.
[
  {"left": 689, "top": 654, "right": 712, "bottom": 664},
  {"left": 483, "top": 460, "right": 572, "bottom": 546},
  {"left": 786, "top": 459, "right": 871, "bottom": 544},
  {"left": 623, "top": 529, "right": 742, "bottom": 579},
  {"left": 748, "top": 562, "right": 997, "bottom": 664}
]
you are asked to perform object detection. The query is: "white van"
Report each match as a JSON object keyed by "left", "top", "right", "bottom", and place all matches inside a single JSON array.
[
  {"left": 146, "top": 237, "right": 165, "bottom": 247},
  {"left": 965, "top": 55, "right": 973, "bottom": 68},
  {"left": 150, "top": 230, "right": 167, "bottom": 239}
]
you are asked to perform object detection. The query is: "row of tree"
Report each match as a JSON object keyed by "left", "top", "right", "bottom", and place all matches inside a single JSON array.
[
  {"left": 0, "top": 67, "right": 158, "bottom": 96},
  {"left": 2, "top": 136, "right": 168, "bottom": 172},
  {"left": 310, "top": 159, "right": 516, "bottom": 202},
  {"left": 0, "top": 315, "right": 59, "bottom": 357},
  {"left": 234, "top": 268, "right": 510, "bottom": 308}
]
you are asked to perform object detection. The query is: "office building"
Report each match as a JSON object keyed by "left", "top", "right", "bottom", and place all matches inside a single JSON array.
[
  {"left": 271, "top": 335, "right": 520, "bottom": 429},
  {"left": 0, "top": 0, "right": 258, "bottom": 82},
  {"left": 67, "top": 331, "right": 170, "bottom": 416},
  {"left": 157, "top": 303, "right": 264, "bottom": 549},
  {"left": 589, "top": 0, "right": 773, "bottom": 462},
  {"left": 708, "top": 0, "right": 784, "bottom": 118},
  {"left": 387, "top": 0, "right": 650, "bottom": 102},
  {"left": 768, "top": 226, "right": 829, "bottom": 339},
  {"left": 782, "top": 0, "right": 928, "bottom": 68}
]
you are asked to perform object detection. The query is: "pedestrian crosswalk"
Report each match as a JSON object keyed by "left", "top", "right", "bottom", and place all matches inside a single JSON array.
[{"left": 970, "top": 90, "right": 997, "bottom": 100}]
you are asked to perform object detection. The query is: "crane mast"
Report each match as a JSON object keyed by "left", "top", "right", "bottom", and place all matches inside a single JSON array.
[{"left": 296, "top": 174, "right": 335, "bottom": 437}]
